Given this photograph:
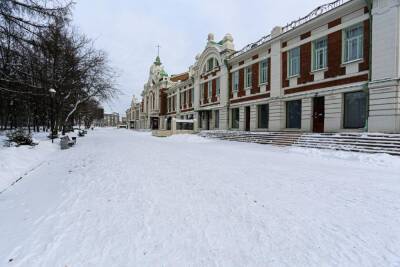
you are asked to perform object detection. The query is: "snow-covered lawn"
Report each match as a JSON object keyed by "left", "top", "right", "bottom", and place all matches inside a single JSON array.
[
  {"left": 0, "top": 131, "right": 58, "bottom": 193},
  {"left": 0, "top": 128, "right": 400, "bottom": 266}
]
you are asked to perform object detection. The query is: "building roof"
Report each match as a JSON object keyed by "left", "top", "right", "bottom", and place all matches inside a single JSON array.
[{"left": 170, "top": 72, "right": 189, "bottom": 82}]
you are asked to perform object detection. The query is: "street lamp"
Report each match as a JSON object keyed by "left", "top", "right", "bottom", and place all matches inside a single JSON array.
[{"left": 49, "top": 88, "right": 56, "bottom": 143}]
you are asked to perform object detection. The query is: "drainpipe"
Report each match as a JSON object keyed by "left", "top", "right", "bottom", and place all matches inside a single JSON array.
[{"left": 364, "top": 0, "right": 373, "bottom": 132}]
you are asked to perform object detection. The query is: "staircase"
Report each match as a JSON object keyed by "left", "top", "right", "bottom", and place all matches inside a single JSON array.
[
  {"left": 199, "top": 131, "right": 400, "bottom": 156},
  {"left": 294, "top": 133, "right": 400, "bottom": 156},
  {"left": 199, "top": 131, "right": 302, "bottom": 146}
]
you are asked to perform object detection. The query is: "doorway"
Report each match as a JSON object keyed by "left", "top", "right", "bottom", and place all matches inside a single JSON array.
[
  {"left": 245, "top": 106, "right": 250, "bottom": 131},
  {"left": 313, "top": 96, "right": 325, "bottom": 133}
]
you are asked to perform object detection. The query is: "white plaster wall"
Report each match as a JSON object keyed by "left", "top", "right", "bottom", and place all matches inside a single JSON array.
[
  {"left": 239, "top": 106, "right": 245, "bottom": 130},
  {"left": 369, "top": 84, "right": 400, "bottom": 132},
  {"left": 269, "top": 100, "right": 283, "bottom": 131},
  {"left": 270, "top": 40, "right": 282, "bottom": 98},
  {"left": 371, "top": 0, "right": 400, "bottom": 80},
  {"left": 250, "top": 104, "right": 257, "bottom": 131},
  {"left": 301, "top": 98, "right": 312, "bottom": 132},
  {"left": 219, "top": 108, "right": 228, "bottom": 130},
  {"left": 324, "top": 93, "right": 343, "bottom": 132}
]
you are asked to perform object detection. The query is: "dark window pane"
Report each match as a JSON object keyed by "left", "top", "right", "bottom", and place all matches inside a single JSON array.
[
  {"left": 286, "top": 100, "right": 302, "bottom": 129},
  {"left": 231, "top": 108, "right": 239, "bottom": 129},
  {"left": 215, "top": 110, "right": 219, "bottom": 128},
  {"left": 258, "top": 104, "right": 269, "bottom": 128},
  {"left": 344, "top": 91, "right": 367, "bottom": 128}
]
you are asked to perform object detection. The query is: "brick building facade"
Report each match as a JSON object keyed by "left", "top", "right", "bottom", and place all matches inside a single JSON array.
[{"left": 129, "top": 0, "right": 400, "bottom": 134}]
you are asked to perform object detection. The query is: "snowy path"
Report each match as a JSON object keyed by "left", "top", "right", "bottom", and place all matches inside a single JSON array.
[{"left": 1, "top": 129, "right": 400, "bottom": 266}]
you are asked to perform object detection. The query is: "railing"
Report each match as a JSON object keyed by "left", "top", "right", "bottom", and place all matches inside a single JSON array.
[
  {"left": 229, "top": 34, "right": 271, "bottom": 59},
  {"left": 282, "top": 0, "right": 351, "bottom": 33},
  {"left": 229, "top": 0, "right": 351, "bottom": 60}
]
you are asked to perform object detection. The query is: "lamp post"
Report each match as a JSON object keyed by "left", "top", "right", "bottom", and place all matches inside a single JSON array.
[{"left": 49, "top": 88, "right": 56, "bottom": 143}]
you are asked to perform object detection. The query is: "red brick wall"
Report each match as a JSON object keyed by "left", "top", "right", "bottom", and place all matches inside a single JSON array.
[
  {"left": 285, "top": 74, "right": 368, "bottom": 94},
  {"left": 238, "top": 68, "right": 245, "bottom": 97},
  {"left": 229, "top": 71, "right": 233, "bottom": 99},
  {"left": 359, "top": 19, "right": 370, "bottom": 72},
  {"left": 324, "top": 30, "right": 345, "bottom": 79},
  {"left": 188, "top": 89, "right": 192, "bottom": 107},
  {"left": 212, "top": 79, "right": 217, "bottom": 102},
  {"left": 204, "top": 82, "right": 208, "bottom": 104},
  {"left": 251, "top": 62, "right": 260, "bottom": 94},
  {"left": 159, "top": 89, "right": 167, "bottom": 116},
  {"left": 266, "top": 58, "right": 271, "bottom": 91},
  {"left": 300, "top": 31, "right": 311, "bottom": 40},
  {"left": 282, "top": 51, "right": 289, "bottom": 88},
  {"left": 298, "top": 42, "right": 314, "bottom": 84},
  {"left": 328, "top": 18, "right": 341, "bottom": 28}
]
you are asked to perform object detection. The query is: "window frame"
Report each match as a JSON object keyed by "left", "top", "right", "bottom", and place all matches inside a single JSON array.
[
  {"left": 216, "top": 78, "right": 220, "bottom": 96},
  {"left": 245, "top": 66, "right": 252, "bottom": 89},
  {"left": 288, "top": 47, "right": 300, "bottom": 78},
  {"left": 312, "top": 37, "right": 327, "bottom": 71},
  {"left": 257, "top": 104, "right": 269, "bottom": 129},
  {"left": 259, "top": 60, "right": 268, "bottom": 85},
  {"left": 286, "top": 100, "right": 302, "bottom": 129},
  {"left": 200, "top": 83, "right": 204, "bottom": 100},
  {"left": 231, "top": 108, "right": 240, "bottom": 129},
  {"left": 232, "top": 71, "right": 239, "bottom": 92},
  {"left": 343, "top": 91, "right": 367, "bottom": 129},
  {"left": 208, "top": 80, "right": 212, "bottom": 98},
  {"left": 343, "top": 23, "right": 364, "bottom": 64}
]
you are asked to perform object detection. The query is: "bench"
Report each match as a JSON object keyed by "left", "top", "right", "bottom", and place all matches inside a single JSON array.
[{"left": 60, "top": 136, "right": 76, "bottom": 150}]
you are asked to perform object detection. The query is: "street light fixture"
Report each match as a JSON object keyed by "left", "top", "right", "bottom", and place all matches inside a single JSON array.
[{"left": 49, "top": 88, "right": 56, "bottom": 143}]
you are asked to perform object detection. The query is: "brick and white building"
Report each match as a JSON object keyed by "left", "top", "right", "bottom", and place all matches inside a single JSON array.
[{"left": 130, "top": 0, "right": 400, "bottom": 134}]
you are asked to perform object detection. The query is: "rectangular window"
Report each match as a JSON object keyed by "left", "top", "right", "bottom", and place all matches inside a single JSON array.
[
  {"left": 216, "top": 78, "right": 220, "bottom": 96},
  {"left": 245, "top": 66, "right": 252, "bottom": 88},
  {"left": 286, "top": 100, "right": 302, "bottom": 129},
  {"left": 257, "top": 104, "right": 269, "bottom": 129},
  {"left": 344, "top": 24, "right": 363, "bottom": 63},
  {"left": 200, "top": 83, "right": 204, "bottom": 99},
  {"left": 259, "top": 60, "right": 268, "bottom": 84},
  {"left": 208, "top": 80, "right": 212, "bottom": 98},
  {"left": 344, "top": 91, "right": 367, "bottom": 129},
  {"left": 288, "top": 47, "right": 300, "bottom": 77},
  {"left": 313, "top": 37, "right": 327, "bottom": 71},
  {"left": 215, "top": 110, "right": 219, "bottom": 129},
  {"left": 232, "top": 71, "right": 239, "bottom": 92},
  {"left": 231, "top": 108, "right": 240, "bottom": 129},
  {"left": 207, "top": 58, "right": 214, "bottom": 71},
  {"left": 191, "top": 88, "right": 194, "bottom": 104}
]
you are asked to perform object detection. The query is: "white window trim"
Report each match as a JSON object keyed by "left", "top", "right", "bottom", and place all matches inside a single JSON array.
[
  {"left": 342, "top": 23, "right": 364, "bottom": 64},
  {"left": 208, "top": 80, "right": 212, "bottom": 98},
  {"left": 245, "top": 67, "right": 252, "bottom": 89},
  {"left": 312, "top": 37, "right": 328, "bottom": 72},
  {"left": 259, "top": 60, "right": 268, "bottom": 85},
  {"left": 216, "top": 78, "right": 220, "bottom": 96},
  {"left": 232, "top": 71, "right": 239, "bottom": 92},
  {"left": 288, "top": 47, "right": 300, "bottom": 78}
]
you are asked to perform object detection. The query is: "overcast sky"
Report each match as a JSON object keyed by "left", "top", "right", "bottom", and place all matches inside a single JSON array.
[{"left": 72, "top": 0, "right": 332, "bottom": 115}]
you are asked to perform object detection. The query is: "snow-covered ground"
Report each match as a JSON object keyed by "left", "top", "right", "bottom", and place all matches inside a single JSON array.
[
  {"left": 0, "top": 131, "right": 58, "bottom": 193},
  {"left": 0, "top": 128, "right": 400, "bottom": 266}
]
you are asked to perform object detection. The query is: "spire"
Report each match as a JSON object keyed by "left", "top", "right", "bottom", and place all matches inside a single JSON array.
[{"left": 154, "top": 44, "right": 161, "bottom": 66}]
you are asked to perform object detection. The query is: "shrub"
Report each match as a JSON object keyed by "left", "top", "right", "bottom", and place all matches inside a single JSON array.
[{"left": 6, "top": 129, "right": 34, "bottom": 146}]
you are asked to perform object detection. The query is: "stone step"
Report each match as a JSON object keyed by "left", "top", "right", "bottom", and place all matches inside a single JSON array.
[{"left": 294, "top": 143, "right": 400, "bottom": 156}]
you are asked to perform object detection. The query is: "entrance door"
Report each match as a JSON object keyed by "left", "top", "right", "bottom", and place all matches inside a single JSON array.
[
  {"left": 151, "top": 117, "right": 159, "bottom": 130},
  {"left": 313, "top": 97, "right": 325, "bottom": 133},
  {"left": 206, "top": 111, "right": 211, "bottom": 130},
  {"left": 245, "top": 106, "right": 251, "bottom": 131}
]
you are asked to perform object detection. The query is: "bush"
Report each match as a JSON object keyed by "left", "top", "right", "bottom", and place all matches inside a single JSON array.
[{"left": 6, "top": 129, "right": 34, "bottom": 146}]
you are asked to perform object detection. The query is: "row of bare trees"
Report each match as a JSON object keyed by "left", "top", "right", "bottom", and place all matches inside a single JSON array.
[{"left": 0, "top": 0, "right": 117, "bottom": 133}]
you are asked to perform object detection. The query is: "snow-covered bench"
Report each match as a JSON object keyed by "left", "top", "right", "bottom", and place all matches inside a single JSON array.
[{"left": 60, "top": 136, "right": 76, "bottom": 150}]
